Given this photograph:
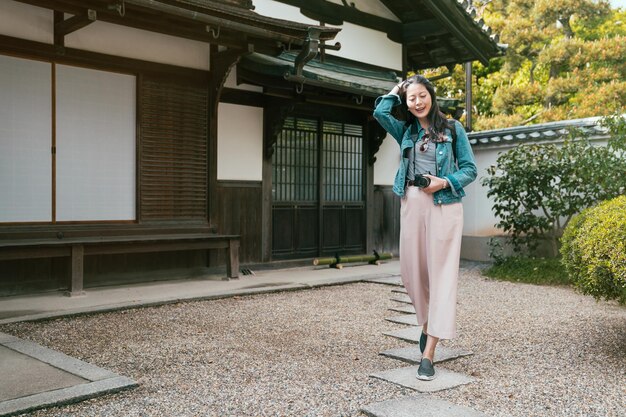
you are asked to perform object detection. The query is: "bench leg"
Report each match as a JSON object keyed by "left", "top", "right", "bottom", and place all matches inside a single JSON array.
[
  {"left": 66, "top": 244, "right": 86, "bottom": 297},
  {"left": 226, "top": 239, "right": 240, "bottom": 279}
]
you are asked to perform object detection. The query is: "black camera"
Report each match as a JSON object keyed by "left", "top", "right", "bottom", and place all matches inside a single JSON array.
[{"left": 413, "top": 174, "right": 431, "bottom": 188}]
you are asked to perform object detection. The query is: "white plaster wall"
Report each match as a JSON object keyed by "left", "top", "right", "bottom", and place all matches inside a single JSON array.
[
  {"left": 253, "top": 0, "right": 320, "bottom": 25},
  {"left": 326, "top": 0, "right": 399, "bottom": 21},
  {"left": 217, "top": 103, "right": 264, "bottom": 181},
  {"left": 0, "top": 3, "right": 210, "bottom": 70},
  {"left": 0, "top": 2, "right": 53, "bottom": 44},
  {"left": 373, "top": 134, "right": 400, "bottom": 186},
  {"left": 328, "top": 21, "right": 401, "bottom": 68},
  {"left": 254, "top": 0, "right": 402, "bottom": 69},
  {"left": 65, "top": 21, "right": 210, "bottom": 70}
]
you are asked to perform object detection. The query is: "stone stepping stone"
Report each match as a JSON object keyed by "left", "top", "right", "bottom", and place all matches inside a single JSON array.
[
  {"left": 391, "top": 288, "right": 408, "bottom": 294},
  {"left": 370, "top": 365, "right": 474, "bottom": 393},
  {"left": 390, "top": 295, "right": 412, "bottom": 304},
  {"left": 388, "top": 305, "right": 415, "bottom": 314},
  {"left": 362, "top": 395, "right": 488, "bottom": 417},
  {"left": 385, "top": 315, "right": 418, "bottom": 326},
  {"left": 364, "top": 276, "right": 403, "bottom": 286},
  {"left": 383, "top": 326, "right": 422, "bottom": 344},
  {"left": 379, "top": 345, "right": 473, "bottom": 365}
]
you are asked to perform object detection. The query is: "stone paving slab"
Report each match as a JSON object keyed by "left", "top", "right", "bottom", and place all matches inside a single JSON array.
[
  {"left": 391, "top": 288, "right": 408, "bottom": 294},
  {"left": 0, "top": 332, "right": 137, "bottom": 416},
  {"left": 390, "top": 295, "right": 412, "bottom": 304},
  {"left": 361, "top": 395, "right": 489, "bottom": 417},
  {"left": 370, "top": 365, "right": 474, "bottom": 393},
  {"left": 0, "top": 346, "right": 87, "bottom": 402},
  {"left": 0, "top": 376, "right": 137, "bottom": 417},
  {"left": 383, "top": 326, "right": 422, "bottom": 344},
  {"left": 379, "top": 346, "right": 473, "bottom": 365},
  {"left": 363, "top": 276, "right": 403, "bottom": 286},
  {"left": 388, "top": 305, "right": 416, "bottom": 314},
  {"left": 385, "top": 315, "right": 418, "bottom": 326}
]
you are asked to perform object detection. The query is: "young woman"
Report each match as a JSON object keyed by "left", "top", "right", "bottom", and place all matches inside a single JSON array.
[{"left": 373, "top": 74, "right": 477, "bottom": 380}]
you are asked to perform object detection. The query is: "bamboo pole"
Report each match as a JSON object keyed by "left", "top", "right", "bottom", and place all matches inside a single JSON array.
[{"left": 313, "top": 252, "right": 393, "bottom": 268}]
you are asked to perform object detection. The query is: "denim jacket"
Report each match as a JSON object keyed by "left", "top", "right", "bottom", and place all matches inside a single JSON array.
[{"left": 373, "top": 94, "right": 477, "bottom": 204}]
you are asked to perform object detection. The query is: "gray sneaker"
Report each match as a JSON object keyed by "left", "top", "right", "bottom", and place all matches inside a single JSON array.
[{"left": 417, "top": 358, "right": 436, "bottom": 381}]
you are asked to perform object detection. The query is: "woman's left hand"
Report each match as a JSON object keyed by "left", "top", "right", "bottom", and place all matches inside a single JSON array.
[{"left": 422, "top": 175, "right": 448, "bottom": 194}]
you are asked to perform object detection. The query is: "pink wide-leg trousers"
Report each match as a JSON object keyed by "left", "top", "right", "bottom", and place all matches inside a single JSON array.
[{"left": 399, "top": 186, "right": 464, "bottom": 340}]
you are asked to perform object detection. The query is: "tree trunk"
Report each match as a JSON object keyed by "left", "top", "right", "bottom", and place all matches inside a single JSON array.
[
  {"left": 558, "top": 16, "right": 574, "bottom": 39},
  {"left": 529, "top": 61, "right": 536, "bottom": 84}
]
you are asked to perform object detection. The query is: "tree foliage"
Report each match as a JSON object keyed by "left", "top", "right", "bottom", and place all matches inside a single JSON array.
[{"left": 428, "top": 0, "right": 626, "bottom": 131}]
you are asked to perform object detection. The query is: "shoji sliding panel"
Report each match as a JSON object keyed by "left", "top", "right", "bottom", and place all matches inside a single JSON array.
[
  {"left": 0, "top": 54, "right": 52, "bottom": 222},
  {"left": 55, "top": 64, "right": 136, "bottom": 221}
]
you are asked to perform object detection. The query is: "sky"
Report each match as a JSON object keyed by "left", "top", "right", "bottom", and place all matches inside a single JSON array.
[{"left": 610, "top": 0, "right": 626, "bottom": 9}]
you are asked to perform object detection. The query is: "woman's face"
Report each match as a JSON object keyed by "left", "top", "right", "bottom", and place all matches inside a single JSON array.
[{"left": 405, "top": 82, "right": 432, "bottom": 123}]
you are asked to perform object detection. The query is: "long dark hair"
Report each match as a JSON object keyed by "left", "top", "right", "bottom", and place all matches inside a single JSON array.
[{"left": 400, "top": 74, "right": 452, "bottom": 137}]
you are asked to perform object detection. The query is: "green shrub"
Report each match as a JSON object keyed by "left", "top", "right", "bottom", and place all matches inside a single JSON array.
[{"left": 560, "top": 196, "right": 626, "bottom": 303}]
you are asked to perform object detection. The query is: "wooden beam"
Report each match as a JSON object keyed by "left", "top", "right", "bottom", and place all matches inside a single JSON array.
[
  {"left": 274, "top": 0, "right": 402, "bottom": 42},
  {"left": 0, "top": 34, "right": 210, "bottom": 81},
  {"left": 402, "top": 19, "right": 448, "bottom": 43},
  {"left": 12, "top": 0, "right": 325, "bottom": 52},
  {"left": 420, "top": 0, "right": 491, "bottom": 65},
  {"left": 124, "top": 0, "right": 321, "bottom": 45},
  {"left": 55, "top": 9, "right": 97, "bottom": 37}
]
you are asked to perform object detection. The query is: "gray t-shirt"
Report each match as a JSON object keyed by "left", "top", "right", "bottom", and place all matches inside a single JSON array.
[{"left": 407, "top": 134, "right": 436, "bottom": 180}]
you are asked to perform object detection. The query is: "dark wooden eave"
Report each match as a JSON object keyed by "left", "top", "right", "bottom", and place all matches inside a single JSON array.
[
  {"left": 12, "top": 0, "right": 340, "bottom": 54},
  {"left": 274, "top": 0, "right": 503, "bottom": 69}
]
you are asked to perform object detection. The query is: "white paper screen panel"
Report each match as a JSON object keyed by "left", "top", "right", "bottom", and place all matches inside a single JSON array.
[
  {"left": 0, "top": 55, "right": 52, "bottom": 222},
  {"left": 55, "top": 64, "right": 136, "bottom": 221}
]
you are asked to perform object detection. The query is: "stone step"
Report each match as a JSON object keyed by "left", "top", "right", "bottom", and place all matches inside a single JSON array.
[
  {"left": 383, "top": 326, "right": 422, "bottom": 344},
  {"left": 388, "top": 305, "right": 415, "bottom": 314},
  {"left": 391, "top": 288, "right": 408, "bottom": 294},
  {"left": 370, "top": 365, "right": 474, "bottom": 393},
  {"left": 385, "top": 315, "right": 418, "bottom": 326},
  {"left": 380, "top": 346, "right": 473, "bottom": 365},
  {"left": 390, "top": 295, "right": 412, "bottom": 304},
  {"left": 361, "top": 395, "right": 488, "bottom": 417},
  {"left": 364, "top": 276, "right": 403, "bottom": 286}
]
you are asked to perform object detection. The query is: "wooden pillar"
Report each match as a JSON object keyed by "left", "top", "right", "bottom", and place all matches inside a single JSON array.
[
  {"left": 226, "top": 239, "right": 240, "bottom": 279},
  {"left": 465, "top": 62, "right": 473, "bottom": 132},
  {"left": 67, "top": 244, "right": 86, "bottom": 297},
  {"left": 261, "top": 102, "right": 293, "bottom": 262},
  {"left": 207, "top": 46, "right": 244, "bottom": 231}
]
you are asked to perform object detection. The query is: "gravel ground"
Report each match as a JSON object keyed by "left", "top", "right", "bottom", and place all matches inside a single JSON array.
[{"left": 1, "top": 265, "right": 625, "bottom": 417}]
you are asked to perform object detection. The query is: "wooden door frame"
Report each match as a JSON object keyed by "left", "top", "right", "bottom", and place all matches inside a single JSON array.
[{"left": 262, "top": 107, "right": 371, "bottom": 261}]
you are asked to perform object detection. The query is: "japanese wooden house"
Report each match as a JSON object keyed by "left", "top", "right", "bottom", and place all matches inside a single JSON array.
[{"left": 0, "top": 0, "right": 503, "bottom": 296}]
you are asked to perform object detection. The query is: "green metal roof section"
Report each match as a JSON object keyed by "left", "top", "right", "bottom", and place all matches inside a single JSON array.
[
  {"left": 240, "top": 51, "right": 398, "bottom": 97},
  {"left": 239, "top": 51, "right": 463, "bottom": 114}
]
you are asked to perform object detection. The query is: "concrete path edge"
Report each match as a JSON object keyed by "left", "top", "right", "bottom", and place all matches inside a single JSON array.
[{"left": 0, "top": 376, "right": 137, "bottom": 417}]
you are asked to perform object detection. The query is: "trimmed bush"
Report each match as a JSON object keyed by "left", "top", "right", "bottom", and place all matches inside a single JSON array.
[{"left": 560, "top": 196, "right": 626, "bottom": 303}]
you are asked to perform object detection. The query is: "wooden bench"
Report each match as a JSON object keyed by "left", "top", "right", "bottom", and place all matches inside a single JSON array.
[{"left": 0, "top": 232, "right": 240, "bottom": 296}]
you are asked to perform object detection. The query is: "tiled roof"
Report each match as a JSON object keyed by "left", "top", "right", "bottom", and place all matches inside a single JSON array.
[
  {"left": 454, "top": 0, "right": 504, "bottom": 47},
  {"left": 467, "top": 116, "right": 611, "bottom": 146}
]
